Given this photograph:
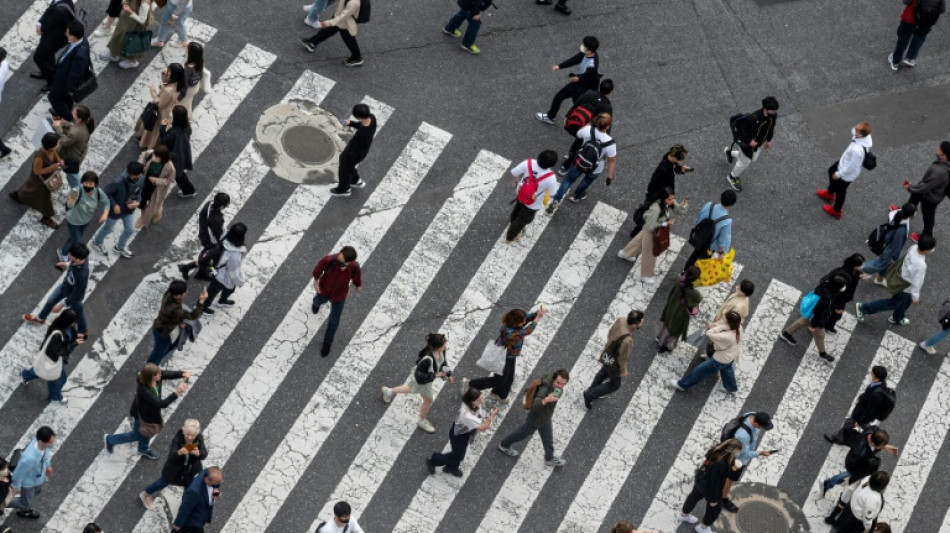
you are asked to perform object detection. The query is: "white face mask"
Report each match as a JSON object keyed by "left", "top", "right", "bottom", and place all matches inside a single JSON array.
[
  {"left": 580, "top": 44, "right": 586, "bottom": 54},
  {"left": 852, "top": 127, "right": 857, "bottom": 137}
]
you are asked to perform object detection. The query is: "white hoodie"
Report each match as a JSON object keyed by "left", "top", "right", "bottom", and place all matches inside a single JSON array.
[
  {"left": 837, "top": 134, "right": 873, "bottom": 182},
  {"left": 215, "top": 239, "right": 247, "bottom": 289}
]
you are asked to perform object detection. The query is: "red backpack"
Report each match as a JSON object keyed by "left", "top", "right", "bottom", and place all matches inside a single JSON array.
[
  {"left": 564, "top": 104, "right": 594, "bottom": 136},
  {"left": 516, "top": 160, "right": 554, "bottom": 206}
]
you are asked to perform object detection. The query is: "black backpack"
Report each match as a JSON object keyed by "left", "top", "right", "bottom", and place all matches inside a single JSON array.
[
  {"left": 728, "top": 113, "right": 750, "bottom": 141},
  {"left": 413, "top": 352, "right": 436, "bottom": 385},
  {"left": 721, "top": 412, "right": 756, "bottom": 442},
  {"left": 860, "top": 146, "right": 877, "bottom": 170},
  {"left": 688, "top": 204, "right": 729, "bottom": 251},
  {"left": 632, "top": 200, "right": 651, "bottom": 228},
  {"left": 195, "top": 243, "right": 226, "bottom": 281},
  {"left": 350, "top": 0, "right": 370, "bottom": 23},
  {"left": 873, "top": 386, "right": 897, "bottom": 421},
  {"left": 867, "top": 217, "right": 900, "bottom": 256},
  {"left": 915, "top": 0, "right": 942, "bottom": 26},
  {"left": 574, "top": 126, "right": 615, "bottom": 173}
]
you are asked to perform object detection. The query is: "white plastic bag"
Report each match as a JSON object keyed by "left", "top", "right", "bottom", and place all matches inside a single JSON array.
[{"left": 476, "top": 340, "right": 506, "bottom": 374}]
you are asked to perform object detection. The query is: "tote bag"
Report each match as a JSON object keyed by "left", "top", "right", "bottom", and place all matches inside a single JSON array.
[
  {"left": 652, "top": 226, "right": 671, "bottom": 257},
  {"left": 476, "top": 339, "right": 507, "bottom": 375},
  {"left": 32, "top": 331, "right": 64, "bottom": 381},
  {"left": 694, "top": 249, "right": 735, "bottom": 287}
]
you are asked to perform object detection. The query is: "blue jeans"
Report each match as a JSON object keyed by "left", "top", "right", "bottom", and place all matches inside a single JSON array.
[
  {"left": 444, "top": 9, "right": 481, "bottom": 47},
  {"left": 22, "top": 365, "right": 67, "bottom": 401},
  {"left": 892, "top": 21, "right": 931, "bottom": 63},
  {"left": 312, "top": 294, "right": 345, "bottom": 346},
  {"left": 155, "top": 3, "right": 193, "bottom": 43},
  {"left": 61, "top": 222, "right": 88, "bottom": 258},
  {"left": 553, "top": 166, "right": 600, "bottom": 202},
  {"left": 105, "top": 417, "right": 150, "bottom": 453},
  {"left": 144, "top": 476, "right": 169, "bottom": 494},
  {"left": 94, "top": 213, "right": 136, "bottom": 250},
  {"left": 862, "top": 254, "right": 894, "bottom": 276},
  {"left": 924, "top": 328, "right": 950, "bottom": 348},
  {"left": 859, "top": 292, "right": 913, "bottom": 322},
  {"left": 65, "top": 172, "right": 81, "bottom": 189},
  {"left": 147, "top": 329, "right": 175, "bottom": 366},
  {"left": 824, "top": 470, "right": 851, "bottom": 491},
  {"left": 8, "top": 485, "right": 42, "bottom": 511},
  {"left": 37, "top": 284, "right": 88, "bottom": 333},
  {"left": 305, "top": 0, "right": 330, "bottom": 23},
  {"left": 676, "top": 358, "right": 737, "bottom": 392}
]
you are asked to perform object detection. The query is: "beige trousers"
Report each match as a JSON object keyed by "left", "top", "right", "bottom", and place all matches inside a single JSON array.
[{"left": 621, "top": 230, "right": 658, "bottom": 278}]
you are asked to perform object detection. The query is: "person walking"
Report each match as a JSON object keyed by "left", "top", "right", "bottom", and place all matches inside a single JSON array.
[
  {"left": 780, "top": 273, "right": 847, "bottom": 362},
  {"left": 202, "top": 223, "right": 247, "bottom": 315},
  {"left": 711, "top": 280, "right": 754, "bottom": 327},
  {"left": 96, "top": 0, "right": 123, "bottom": 37},
  {"left": 825, "top": 366, "right": 894, "bottom": 446},
  {"left": 655, "top": 266, "right": 703, "bottom": 353},
  {"left": 497, "top": 368, "right": 570, "bottom": 467},
  {"left": 148, "top": 280, "right": 207, "bottom": 365},
  {"left": 152, "top": 0, "right": 194, "bottom": 48},
  {"left": 427, "top": 387, "right": 497, "bottom": 477},
  {"left": 46, "top": 21, "right": 90, "bottom": 119},
  {"left": 821, "top": 254, "right": 865, "bottom": 334},
  {"left": 822, "top": 427, "right": 898, "bottom": 497},
  {"left": 104, "top": 363, "right": 191, "bottom": 460},
  {"left": 534, "top": 0, "right": 572, "bottom": 15},
  {"left": 684, "top": 190, "right": 736, "bottom": 270},
  {"left": 856, "top": 235, "right": 935, "bottom": 326},
  {"left": 161, "top": 106, "right": 196, "bottom": 197},
  {"left": 311, "top": 246, "right": 362, "bottom": 356},
  {"left": 329, "top": 104, "right": 376, "bottom": 197},
  {"left": 719, "top": 412, "right": 774, "bottom": 512},
  {"left": 23, "top": 243, "right": 91, "bottom": 341},
  {"left": 173, "top": 467, "right": 222, "bottom": 533},
  {"left": 583, "top": 310, "right": 643, "bottom": 409},
  {"left": 178, "top": 192, "right": 230, "bottom": 279},
  {"left": 53, "top": 104, "right": 94, "bottom": 189},
  {"left": 139, "top": 418, "right": 207, "bottom": 510},
  {"left": 628, "top": 144, "right": 692, "bottom": 239},
  {"left": 558, "top": 79, "right": 614, "bottom": 175},
  {"left": 617, "top": 189, "right": 688, "bottom": 286},
  {"left": 21, "top": 309, "right": 82, "bottom": 403},
  {"left": 135, "top": 145, "right": 176, "bottom": 230},
  {"left": 889, "top": 0, "right": 945, "bottom": 70},
  {"left": 506, "top": 150, "right": 560, "bottom": 242},
  {"left": 315, "top": 501, "right": 365, "bottom": 533},
  {"left": 536, "top": 36, "right": 600, "bottom": 124},
  {"left": 861, "top": 203, "right": 915, "bottom": 286},
  {"left": 101, "top": 0, "right": 154, "bottom": 69},
  {"left": 831, "top": 471, "right": 890, "bottom": 533},
  {"left": 31, "top": 0, "right": 75, "bottom": 88},
  {"left": 137, "top": 64, "right": 186, "bottom": 150},
  {"left": 442, "top": 0, "right": 492, "bottom": 55},
  {"left": 547, "top": 114, "right": 616, "bottom": 213},
  {"left": 903, "top": 141, "right": 950, "bottom": 239},
  {"left": 674, "top": 439, "right": 743, "bottom": 533},
  {"left": 9, "top": 132, "right": 64, "bottom": 229},
  {"left": 298, "top": 0, "right": 365, "bottom": 67},
  {"left": 381, "top": 334, "right": 452, "bottom": 433},
  {"left": 919, "top": 298, "right": 950, "bottom": 355},
  {"left": 670, "top": 311, "right": 742, "bottom": 394},
  {"left": 304, "top": 0, "right": 337, "bottom": 29},
  {"left": 469, "top": 306, "right": 547, "bottom": 405},
  {"left": 7, "top": 426, "right": 57, "bottom": 520},
  {"left": 179, "top": 43, "right": 212, "bottom": 118},
  {"left": 816, "top": 122, "right": 873, "bottom": 218},
  {"left": 59, "top": 172, "right": 106, "bottom": 264},
  {"left": 724, "top": 97, "right": 779, "bottom": 192},
  {"left": 90, "top": 161, "right": 144, "bottom": 259}
]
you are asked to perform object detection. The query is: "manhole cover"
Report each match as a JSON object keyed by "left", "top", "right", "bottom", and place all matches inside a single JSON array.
[
  {"left": 736, "top": 501, "right": 788, "bottom": 533},
  {"left": 281, "top": 125, "right": 336, "bottom": 165}
]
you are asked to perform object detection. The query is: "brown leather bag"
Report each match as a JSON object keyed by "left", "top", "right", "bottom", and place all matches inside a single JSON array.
[{"left": 652, "top": 226, "right": 671, "bottom": 257}]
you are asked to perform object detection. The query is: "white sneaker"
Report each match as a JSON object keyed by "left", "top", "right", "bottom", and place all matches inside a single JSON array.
[
  {"left": 617, "top": 250, "right": 635, "bottom": 262},
  {"left": 94, "top": 27, "right": 114, "bottom": 38},
  {"left": 639, "top": 277, "right": 654, "bottom": 287},
  {"left": 535, "top": 113, "right": 555, "bottom": 125},
  {"left": 675, "top": 511, "right": 698, "bottom": 524},
  {"left": 381, "top": 386, "right": 394, "bottom": 404},
  {"left": 669, "top": 379, "right": 685, "bottom": 392},
  {"left": 545, "top": 456, "right": 566, "bottom": 467},
  {"left": 902, "top": 58, "right": 916, "bottom": 68},
  {"left": 114, "top": 245, "right": 134, "bottom": 259},
  {"left": 139, "top": 491, "right": 155, "bottom": 510},
  {"left": 99, "top": 51, "right": 120, "bottom": 62},
  {"left": 695, "top": 525, "right": 714, "bottom": 533},
  {"left": 351, "top": 179, "right": 366, "bottom": 188},
  {"left": 920, "top": 341, "right": 937, "bottom": 355},
  {"left": 460, "top": 377, "right": 470, "bottom": 396},
  {"left": 118, "top": 59, "right": 140, "bottom": 69},
  {"left": 304, "top": 17, "right": 321, "bottom": 29},
  {"left": 303, "top": 4, "right": 313, "bottom": 11},
  {"left": 417, "top": 418, "right": 436, "bottom": 433},
  {"left": 719, "top": 384, "right": 736, "bottom": 395},
  {"left": 488, "top": 392, "right": 510, "bottom": 405},
  {"left": 888, "top": 53, "right": 899, "bottom": 71},
  {"left": 873, "top": 277, "right": 887, "bottom": 288}
]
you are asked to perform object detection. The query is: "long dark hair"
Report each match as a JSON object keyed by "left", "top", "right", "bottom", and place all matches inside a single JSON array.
[
  {"left": 462, "top": 387, "right": 481, "bottom": 411},
  {"left": 706, "top": 438, "right": 741, "bottom": 464},
  {"left": 893, "top": 202, "right": 916, "bottom": 224},
  {"left": 170, "top": 105, "right": 190, "bottom": 131},
  {"left": 224, "top": 222, "right": 247, "bottom": 247},
  {"left": 725, "top": 310, "right": 741, "bottom": 342},
  {"left": 45, "top": 309, "right": 78, "bottom": 341},
  {"left": 680, "top": 265, "right": 700, "bottom": 301},
  {"left": 656, "top": 187, "right": 674, "bottom": 218},
  {"left": 186, "top": 42, "right": 204, "bottom": 78},
  {"left": 166, "top": 63, "right": 188, "bottom": 101},
  {"left": 74, "top": 104, "right": 96, "bottom": 134}
]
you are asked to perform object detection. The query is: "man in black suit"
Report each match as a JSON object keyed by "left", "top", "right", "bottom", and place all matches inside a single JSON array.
[
  {"left": 173, "top": 467, "right": 223, "bottom": 533},
  {"left": 32, "top": 0, "right": 76, "bottom": 87},
  {"left": 47, "top": 20, "right": 90, "bottom": 118}
]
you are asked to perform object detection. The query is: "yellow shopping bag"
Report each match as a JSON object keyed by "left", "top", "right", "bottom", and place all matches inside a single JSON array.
[{"left": 694, "top": 248, "right": 735, "bottom": 287}]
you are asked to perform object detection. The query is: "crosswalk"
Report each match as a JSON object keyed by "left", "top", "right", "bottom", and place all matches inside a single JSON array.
[{"left": 2, "top": 9, "right": 950, "bottom": 533}]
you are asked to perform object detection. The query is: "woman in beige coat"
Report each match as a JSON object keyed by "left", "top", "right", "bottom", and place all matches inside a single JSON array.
[
  {"left": 671, "top": 311, "right": 742, "bottom": 394},
  {"left": 136, "top": 145, "right": 176, "bottom": 229},
  {"left": 180, "top": 43, "right": 213, "bottom": 119},
  {"left": 298, "top": 0, "right": 364, "bottom": 67},
  {"left": 136, "top": 64, "right": 186, "bottom": 150},
  {"left": 617, "top": 187, "right": 688, "bottom": 286}
]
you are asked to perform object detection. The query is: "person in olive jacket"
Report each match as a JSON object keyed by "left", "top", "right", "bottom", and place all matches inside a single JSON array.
[
  {"left": 676, "top": 439, "right": 743, "bottom": 533},
  {"left": 148, "top": 280, "right": 207, "bottom": 365},
  {"left": 139, "top": 418, "right": 207, "bottom": 510},
  {"left": 497, "top": 369, "right": 569, "bottom": 468}
]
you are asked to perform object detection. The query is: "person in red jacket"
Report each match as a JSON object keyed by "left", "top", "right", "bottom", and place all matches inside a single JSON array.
[
  {"left": 312, "top": 246, "right": 362, "bottom": 357},
  {"left": 889, "top": 0, "right": 946, "bottom": 70}
]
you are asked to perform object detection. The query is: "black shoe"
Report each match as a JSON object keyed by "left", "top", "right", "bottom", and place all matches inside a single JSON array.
[
  {"left": 657, "top": 345, "right": 670, "bottom": 354},
  {"left": 818, "top": 351, "right": 836, "bottom": 362},
  {"left": 0, "top": 147, "right": 11, "bottom": 160},
  {"left": 298, "top": 37, "right": 316, "bottom": 53},
  {"left": 823, "top": 433, "right": 840, "bottom": 445},
  {"left": 311, "top": 302, "right": 320, "bottom": 314},
  {"left": 721, "top": 498, "right": 739, "bottom": 513},
  {"left": 821, "top": 479, "right": 832, "bottom": 497},
  {"left": 582, "top": 390, "right": 592, "bottom": 410},
  {"left": 217, "top": 298, "right": 236, "bottom": 307},
  {"left": 724, "top": 146, "right": 735, "bottom": 164},
  {"left": 426, "top": 456, "right": 436, "bottom": 475},
  {"left": 554, "top": 3, "right": 571, "bottom": 14},
  {"left": 29, "top": 72, "right": 45, "bottom": 80},
  {"left": 203, "top": 307, "right": 215, "bottom": 315},
  {"left": 16, "top": 509, "right": 40, "bottom": 519},
  {"left": 824, "top": 516, "right": 836, "bottom": 525},
  {"left": 321, "top": 342, "right": 331, "bottom": 357},
  {"left": 40, "top": 85, "right": 51, "bottom": 94},
  {"left": 824, "top": 325, "right": 837, "bottom": 334},
  {"left": 329, "top": 187, "right": 352, "bottom": 197},
  {"left": 444, "top": 467, "right": 464, "bottom": 477},
  {"left": 779, "top": 331, "right": 798, "bottom": 346},
  {"left": 177, "top": 264, "right": 191, "bottom": 280},
  {"left": 569, "top": 192, "right": 587, "bottom": 203}
]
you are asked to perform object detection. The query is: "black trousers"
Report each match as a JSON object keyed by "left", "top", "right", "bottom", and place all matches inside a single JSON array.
[
  {"left": 336, "top": 155, "right": 362, "bottom": 193},
  {"left": 684, "top": 248, "right": 712, "bottom": 270},
  {"left": 33, "top": 39, "right": 64, "bottom": 84},
  {"left": 682, "top": 486, "right": 723, "bottom": 526},
  {"left": 206, "top": 277, "right": 234, "bottom": 304},
  {"left": 48, "top": 91, "right": 74, "bottom": 120},
  {"left": 545, "top": 82, "right": 585, "bottom": 119},
  {"left": 469, "top": 356, "right": 515, "bottom": 399},
  {"left": 307, "top": 27, "right": 361, "bottom": 60},
  {"left": 430, "top": 424, "right": 471, "bottom": 470},
  {"left": 586, "top": 366, "right": 621, "bottom": 400},
  {"left": 827, "top": 162, "right": 851, "bottom": 212},
  {"left": 908, "top": 193, "right": 939, "bottom": 236},
  {"left": 507, "top": 202, "right": 536, "bottom": 241},
  {"left": 176, "top": 172, "right": 197, "bottom": 196}
]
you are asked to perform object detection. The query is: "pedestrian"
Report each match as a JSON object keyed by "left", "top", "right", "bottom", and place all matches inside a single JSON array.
[
  {"left": 670, "top": 311, "right": 742, "bottom": 394},
  {"left": 856, "top": 234, "right": 935, "bottom": 326},
  {"left": 148, "top": 280, "right": 208, "bottom": 365},
  {"left": 919, "top": 298, "right": 950, "bottom": 355},
  {"left": 83, "top": 524, "right": 104, "bottom": 533},
  {"left": 684, "top": 190, "right": 736, "bottom": 270},
  {"left": 718, "top": 412, "right": 774, "bottom": 513},
  {"left": 46, "top": 20, "right": 90, "bottom": 119},
  {"left": 822, "top": 427, "right": 898, "bottom": 497},
  {"left": 60, "top": 174, "right": 107, "bottom": 264},
  {"left": 179, "top": 43, "right": 213, "bottom": 118},
  {"left": 822, "top": 254, "right": 865, "bottom": 334},
  {"left": 178, "top": 192, "right": 230, "bottom": 279},
  {"left": 724, "top": 96, "right": 779, "bottom": 192},
  {"left": 8, "top": 132, "right": 64, "bottom": 229},
  {"left": 656, "top": 266, "right": 703, "bottom": 353},
  {"left": 90, "top": 161, "right": 144, "bottom": 259},
  {"left": 173, "top": 466, "right": 222, "bottom": 533},
  {"left": 617, "top": 189, "right": 688, "bottom": 286},
  {"left": 427, "top": 387, "right": 497, "bottom": 476},
  {"left": 536, "top": 36, "right": 600, "bottom": 124},
  {"left": 104, "top": 363, "right": 191, "bottom": 460},
  {"left": 21, "top": 309, "right": 82, "bottom": 403},
  {"left": 304, "top": 0, "right": 337, "bottom": 30},
  {"left": 628, "top": 144, "right": 692, "bottom": 239},
  {"left": 161, "top": 105, "right": 196, "bottom": 197},
  {"left": 582, "top": 310, "right": 643, "bottom": 409},
  {"left": 23, "top": 243, "right": 91, "bottom": 340},
  {"left": 0, "top": 47, "right": 10, "bottom": 160},
  {"left": 382, "top": 334, "right": 452, "bottom": 433},
  {"left": 825, "top": 366, "right": 894, "bottom": 446},
  {"left": 546, "top": 114, "right": 616, "bottom": 213},
  {"left": 780, "top": 273, "right": 847, "bottom": 362},
  {"left": 7, "top": 426, "right": 56, "bottom": 520},
  {"left": 558, "top": 78, "right": 614, "bottom": 175},
  {"left": 469, "top": 306, "right": 547, "bottom": 404},
  {"left": 297, "top": 0, "right": 365, "bottom": 67},
  {"left": 506, "top": 150, "right": 560, "bottom": 242},
  {"left": 816, "top": 122, "right": 873, "bottom": 218},
  {"left": 31, "top": 0, "right": 75, "bottom": 88},
  {"left": 135, "top": 145, "right": 176, "bottom": 230},
  {"left": 329, "top": 104, "right": 376, "bottom": 197},
  {"left": 861, "top": 203, "right": 915, "bottom": 286},
  {"left": 101, "top": 0, "right": 155, "bottom": 69},
  {"left": 139, "top": 418, "right": 207, "bottom": 510},
  {"left": 497, "top": 368, "right": 570, "bottom": 467},
  {"left": 152, "top": 0, "right": 194, "bottom": 48},
  {"left": 442, "top": 0, "right": 492, "bottom": 55},
  {"left": 711, "top": 280, "right": 754, "bottom": 327},
  {"left": 674, "top": 439, "right": 743, "bottom": 533},
  {"left": 903, "top": 141, "right": 950, "bottom": 239},
  {"left": 53, "top": 104, "right": 94, "bottom": 188},
  {"left": 315, "top": 501, "right": 365, "bottom": 533},
  {"left": 95, "top": 0, "right": 123, "bottom": 37},
  {"left": 0, "top": 457, "right": 12, "bottom": 509},
  {"left": 889, "top": 0, "right": 945, "bottom": 70},
  {"left": 534, "top": 0, "right": 571, "bottom": 15},
  {"left": 202, "top": 223, "right": 247, "bottom": 315},
  {"left": 137, "top": 64, "right": 186, "bottom": 150},
  {"left": 829, "top": 471, "right": 890, "bottom": 533},
  {"left": 311, "top": 246, "right": 362, "bottom": 356}
]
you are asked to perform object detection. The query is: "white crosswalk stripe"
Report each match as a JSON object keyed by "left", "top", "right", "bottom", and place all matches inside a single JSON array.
[{"left": 0, "top": 3, "right": 102, "bottom": 73}]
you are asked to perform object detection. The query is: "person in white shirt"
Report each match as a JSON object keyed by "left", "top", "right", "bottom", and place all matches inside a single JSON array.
[
  {"left": 0, "top": 46, "right": 10, "bottom": 159},
  {"left": 506, "top": 150, "right": 559, "bottom": 242},
  {"left": 832, "top": 471, "right": 889, "bottom": 533},
  {"left": 316, "top": 501, "right": 365, "bottom": 533},
  {"left": 547, "top": 113, "right": 616, "bottom": 214},
  {"left": 817, "top": 122, "right": 872, "bottom": 218},
  {"left": 856, "top": 235, "right": 935, "bottom": 326},
  {"left": 427, "top": 387, "right": 497, "bottom": 477}
]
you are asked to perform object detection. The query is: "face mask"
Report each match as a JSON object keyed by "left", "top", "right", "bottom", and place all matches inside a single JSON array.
[
  {"left": 579, "top": 44, "right": 586, "bottom": 54},
  {"left": 851, "top": 127, "right": 857, "bottom": 137},
  {"left": 129, "top": 176, "right": 139, "bottom": 182},
  {"left": 83, "top": 186, "right": 95, "bottom": 193}
]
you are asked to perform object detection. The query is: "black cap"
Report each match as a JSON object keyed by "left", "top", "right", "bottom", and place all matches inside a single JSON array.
[{"left": 753, "top": 412, "right": 774, "bottom": 430}]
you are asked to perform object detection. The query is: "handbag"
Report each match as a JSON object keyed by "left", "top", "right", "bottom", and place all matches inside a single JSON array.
[
  {"left": 652, "top": 225, "right": 671, "bottom": 257},
  {"left": 799, "top": 291, "right": 820, "bottom": 319},
  {"left": 32, "top": 331, "right": 65, "bottom": 381},
  {"left": 413, "top": 355, "right": 436, "bottom": 385},
  {"left": 135, "top": 394, "right": 163, "bottom": 438},
  {"left": 72, "top": 61, "right": 98, "bottom": 103},
  {"left": 476, "top": 338, "right": 507, "bottom": 375},
  {"left": 694, "top": 248, "right": 735, "bottom": 287},
  {"left": 121, "top": 29, "right": 154, "bottom": 56},
  {"left": 140, "top": 102, "right": 159, "bottom": 132},
  {"left": 42, "top": 170, "right": 65, "bottom": 192}
]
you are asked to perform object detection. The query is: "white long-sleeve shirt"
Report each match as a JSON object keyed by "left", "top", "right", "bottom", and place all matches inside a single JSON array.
[
  {"left": 837, "top": 134, "right": 872, "bottom": 182},
  {"left": 843, "top": 478, "right": 884, "bottom": 529},
  {"left": 900, "top": 245, "right": 928, "bottom": 301}
]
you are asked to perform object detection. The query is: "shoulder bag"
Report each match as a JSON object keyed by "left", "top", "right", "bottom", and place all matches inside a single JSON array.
[
  {"left": 42, "top": 169, "right": 65, "bottom": 192},
  {"left": 135, "top": 391, "right": 163, "bottom": 439},
  {"left": 476, "top": 336, "right": 507, "bottom": 375},
  {"left": 32, "top": 331, "right": 65, "bottom": 381},
  {"left": 652, "top": 225, "right": 671, "bottom": 256},
  {"left": 140, "top": 101, "right": 159, "bottom": 132}
]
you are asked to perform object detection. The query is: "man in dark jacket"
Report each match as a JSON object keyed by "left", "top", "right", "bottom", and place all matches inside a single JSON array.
[
  {"left": 173, "top": 467, "right": 222, "bottom": 533},
  {"left": 558, "top": 78, "right": 613, "bottom": 175},
  {"left": 47, "top": 20, "right": 90, "bottom": 118},
  {"left": 31, "top": 0, "right": 76, "bottom": 87},
  {"left": 779, "top": 274, "right": 846, "bottom": 362},
  {"left": 497, "top": 369, "right": 569, "bottom": 467},
  {"left": 583, "top": 311, "right": 641, "bottom": 408},
  {"left": 904, "top": 141, "right": 950, "bottom": 238},
  {"left": 536, "top": 36, "right": 600, "bottom": 125},
  {"left": 312, "top": 246, "right": 362, "bottom": 356},
  {"left": 178, "top": 192, "right": 231, "bottom": 280},
  {"left": 822, "top": 427, "right": 898, "bottom": 501},
  {"left": 890, "top": 0, "right": 945, "bottom": 70},
  {"left": 819, "top": 254, "right": 865, "bottom": 334},
  {"left": 724, "top": 96, "right": 779, "bottom": 192},
  {"left": 23, "top": 243, "right": 90, "bottom": 338},
  {"left": 442, "top": 0, "right": 492, "bottom": 54},
  {"left": 330, "top": 104, "right": 377, "bottom": 197},
  {"left": 90, "top": 161, "right": 143, "bottom": 258},
  {"left": 825, "top": 366, "right": 893, "bottom": 446}
]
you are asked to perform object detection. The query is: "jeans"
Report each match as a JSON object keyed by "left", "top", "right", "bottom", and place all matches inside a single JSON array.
[
  {"left": 307, "top": 26, "right": 361, "bottom": 61},
  {"left": 94, "top": 213, "right": 136, "bottom": 250},
  {"left": 682, "top": 486, "right": 722, "bottom": 526},
  {"left": 312, "top": 294, "right": 346, "bottom": 346},
  {"left": 144, "top": 476, "right": 170, "bottom": 494},
  {"left": 38, "top": 284, "right": 88, "bottom": 333},
  {"left": 860, "top": 292, "right": 913, "bottom": 323},
  {"left": 22, "top": 366, "right": 67, "bottom": 401},
  {"left": 444, "top": 9, "right": 481, "bottom": 47},
  {"left": 676, "top": 358, "right": 737, "bottom": 392},
  {"left": 206, "top": 277, "right": 234, "bottom": 305},
  {"left": 430, "top": 424, "right": 471, "bottom": 470},
  {"left": 827, "top": 162, "right": 851, "bottom": 212},
  {"left": 553, "top": 166, "right": 600, "bottom": 202},
  {"left": 155, "top": 3, "right": 193, "bottom": 43},
  {"left": 862, "top": 254, "right": 894, "bottom": 276},
  {"left": 824, "top": 470, "right": 851, "bottom": 491},
  {"left": 61, "top": 222, "right": 88, "bottom": 258},
  {"left": 469, "top": 356, "right": 516, "bottom": 399},
  {"left": 909, "top": 193, "right": 938, "bottom": 237},
  {"left": 501, "top": 420, "right": 555, "bottom": 461},
  {"left": 8, "top": 484, "right": 42, "bottom": 511},
  {"left": 924, "top": 328, "right": 950, "bottom": 348},
  {"left": 305, "top": 0, "right": 330, "bottom": 23},
  {"left": 586, "top": 366, "right": 621, "bottom": 400},
  {"left": 105, "top": 417, "right": 150, "bottom": 452},
  {"left": 65, "top": 172, "right": 81, "bottom": 189},
  {"left": 147, "top": 328, "right": 175, "bottom": 366},
  {"left": 892, "top": 21, "right": 931, "bottom": 63},
  {"left": 545, "top": 82, "right": 585, "bottom": 120},
  {"left": 728, "top": 145, "right": 759, "bottom": 178}
]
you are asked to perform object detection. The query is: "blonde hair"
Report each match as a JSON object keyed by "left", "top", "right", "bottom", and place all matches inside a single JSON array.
[{"left": 182, "top": 418, "right": 201, "bottom": 435}]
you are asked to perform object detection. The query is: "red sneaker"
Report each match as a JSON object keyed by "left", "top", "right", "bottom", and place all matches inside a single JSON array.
[
  {"left": 23, "top": 314, "right": 46, "bottom": 325},
  {"left": 816, "top": 189, "right": 835, "bottom": 202},
  {"left": 889, "top": 204, "right": 899, "bottom": 210},
  {"left": 822, "top": 204, "right": 843, "bottom": 218},
  {"left": 910, "top": 232, "right": 920, "bottom": 242}
]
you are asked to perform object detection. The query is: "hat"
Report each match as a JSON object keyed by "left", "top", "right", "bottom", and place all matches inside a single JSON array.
[{"left": 753, "top": 412, "right": 774, "bottom": 430}]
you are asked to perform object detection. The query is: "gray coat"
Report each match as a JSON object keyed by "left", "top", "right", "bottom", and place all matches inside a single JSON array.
[{"left": 908, "top": 161, "right": 950, "bottom": 204}]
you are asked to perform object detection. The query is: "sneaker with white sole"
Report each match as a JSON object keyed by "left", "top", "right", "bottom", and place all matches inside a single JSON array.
[
  {"left": 118, "top": 60, "right": 139, "bottom": 69},
  {"left": 94, "top": 27, "right": 114, "bottom": 38},
  {"left": 855, "top": 303, "right": 866, "bottom": 323},
  {"left": 639, "top": 277, "right": 654, "bottom": 287},
  {"left": 304, "top": 17, "right": 321, "bottom": 29},
  {"left": 535, "top": 113, "right": 555, "bottom": 125},
  {"left": 695, "top": 525, "right": 714, "bottom": 533},
  {"left": 460, "top": 377, "right": 470, "bottom": 396},
  {"left": 545, "top": 456, "right": 566, "bottom": 467},
  {"left": 299, "top": 37, "right": 316, "bottom": 53},
  {"left": 888, "top": 316, "right": 910, "bottom": 326},
  {"left": 617, "top": 250, "right": 635, "bottom": 262},
  {"left": 461, "top": 44, "right": 481, "bottom": 55},
  {"left": 888, "top": 53, "right": 899, "bottom": 71},
  {"left": 669, "top": 379, "right": 685, "bottom": 392},
  {"left": 343, "top": 57, "right": 365, "bottom": 67},
  {"left": 417, "top": 418, "right": 436, "bottom": 433},
  {"left": 114, "top": 246, "right": 134, "bottom": 259},
  {"left": 488, "top": 392, "right": 510, "bottom": 405},
  {"left": 723, "top": 146, "right": 735, "bottom": 164},
  {"left": 727, "top": 174, "right": 742, "bottom": 192},
  {"left": 545, "top": 200, "right": 559, "bottom": 214},
  {"left": 873, "top": 277, "right": 887, "bottom": 288},
  {"left": 675, "top": 511, "right": 699, "bottom": 524},
  {"left": 137, "top": 449, "right": 160, "bottom": 460},
  {"left": 329, "top": 187, "right": 352, "bottom": 197},
  {"left": 920, "top": 341, "right": 937, "bottom": 355},
  {"left": 351, "top": 179, "right": 366, "bottom": 188},
  {"left": 381, "top": 386, "right": 394, "bottom": 404},
  {"left": 902, "top": 58, "right": 916, "bottom": 67},
  {"left": 99, "top": 51, "right": 120, "bottom": 62},
  {"left": 497, "top": 443, "right": 519, "bottom": 457},
  {"left": 140, "top": 491, "right": 155, "bottom": 510},
  {"left": 442, "top": 28, "right": 462, "bottom": 38}
]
